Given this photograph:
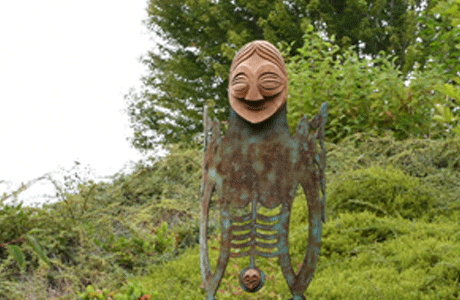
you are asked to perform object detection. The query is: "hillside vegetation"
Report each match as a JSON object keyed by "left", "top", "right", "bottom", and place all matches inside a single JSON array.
[
  {"left": 2, "top": 2, "right": 459, "bottom": 299},
  {"left": 1, "top": 136, "right": 459, "bottom": 299}
]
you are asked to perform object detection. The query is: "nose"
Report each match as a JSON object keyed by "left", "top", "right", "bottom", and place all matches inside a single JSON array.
[{"left": 245, "top": 85, "right": 263, "bottom": 101}]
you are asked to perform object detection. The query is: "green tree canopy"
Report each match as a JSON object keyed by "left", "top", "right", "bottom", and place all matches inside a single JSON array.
[
  {"left": 414, "top": 0, "right": 460, "bottom": 76},
  {"left": 126, "top": 0, "right": 452, "bottom": 150},
  {"left": 286, "top": 26, "right": 449, "bottom": 142}
]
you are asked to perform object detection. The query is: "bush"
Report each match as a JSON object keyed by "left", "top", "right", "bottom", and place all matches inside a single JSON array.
[
  {"left": 78, "top": 283, "right": 157, "bottom": 300},
  {"left": 2, "top": 137, "right": 459, "bottom": 299},
  {"left": 328, "top": 166, "right": 436, "bottom": 220},
  {"left": 285, "top": 25, "right": 447, "bottom": 142},
  {"left": 0, "top": 147, "right": 202, "bottom": 299}
]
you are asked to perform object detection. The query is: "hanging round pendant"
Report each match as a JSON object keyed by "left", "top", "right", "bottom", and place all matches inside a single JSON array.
[{"left": 239, "top": 267, "right": 265, "bottom": 293}]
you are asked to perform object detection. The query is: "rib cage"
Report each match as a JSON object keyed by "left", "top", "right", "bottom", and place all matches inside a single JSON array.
[{"left": 229, "top": 204, "right": 281, "bottom": 258}]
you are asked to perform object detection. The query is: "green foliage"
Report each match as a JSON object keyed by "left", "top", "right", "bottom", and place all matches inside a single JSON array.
[
  {"left": 78, "top": 283, "right": 157, "bottom": 300},
  {"left": 126, "top": 0, "right": 307, "bottom": 149},
  {"left": 306, "top": 0, "right": 424, "bottom": 72},
  {"left": 433, "top": 78, "right": 460, "bottom": 136},
  {"left": 25, "top": 235, "right": 51, "bottom": 267},
  {"left": 0, "top": 202, "right": 33, "bottom": 258},
  {"left": 78, "top": 285, "right": 113, "bottom": 300},
  {"left": 138, "top": 137, "right": 460, "bottom": 299},
  {"left": 328, "top": 166, "right": 435, "bottom": 219},
  {"left": 6, "top": 245, "right": 25, "bottom": 269},
  {"left": 414, "top": 0, "right": 460, "bottom": 78},
  {"left": 153, "top": 221, "right": 175, "bottom": 254},
  {"left": 127, "top": 0, "right": 447, "bottom": 149},
  {"left": 307, "top": 212, "right": 460, "bottom": 299},
  {"left": 0, "top": 147, "right": 202, "bottom": 299},
  {"left": 141, "top": 196, "right": 460, "bottom": 299},
  {"left": 2, "top": 137, "right": 460, "bottom": 298},
  {"left": 286, "top": 28, "right": 448, "bottom": 142}
]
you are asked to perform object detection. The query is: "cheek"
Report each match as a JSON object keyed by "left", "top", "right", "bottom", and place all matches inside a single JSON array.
[{"left": 231, "top": 83, "right": 249, "bottom": 98}]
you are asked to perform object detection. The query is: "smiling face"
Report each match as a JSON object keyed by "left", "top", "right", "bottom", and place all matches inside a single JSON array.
[{"left": 229, "top": 41, "right": 287, "bottom": 123}]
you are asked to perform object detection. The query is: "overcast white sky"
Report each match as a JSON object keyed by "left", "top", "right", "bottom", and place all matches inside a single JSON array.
[{"left": 0, "top": 1, "right": 157, "bottom": 204}]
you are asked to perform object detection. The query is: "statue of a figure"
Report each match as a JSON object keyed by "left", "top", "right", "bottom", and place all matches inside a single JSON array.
[{"left": 200, "top": 40, "right": 328, "bottom": 300}]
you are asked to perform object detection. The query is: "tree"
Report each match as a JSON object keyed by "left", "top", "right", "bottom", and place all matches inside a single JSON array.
[
  {"left": 126, "top": 0, "right": 433, "bottom": 150},
  {"left": 127, "top": 0, "right": 307, "bottom": 150},
  {"left": 287, "top": 26, "right": 447, "bottom": 142},
  {"left": 413, "top": 0, "right": 460, "bottom": 77},
  {"left": 306, "top": 0, "right": 425, "bottom": 71}
]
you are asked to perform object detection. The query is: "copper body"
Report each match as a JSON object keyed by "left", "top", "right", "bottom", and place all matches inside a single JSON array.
[{"left": 200, "top": 40, "right": 328, "bottom": 300}]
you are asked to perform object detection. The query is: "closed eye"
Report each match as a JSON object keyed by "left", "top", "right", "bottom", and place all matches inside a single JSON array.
[
  {"left": 231, "top": 74, "right": 249, "bottom": 97},
  {"left": 259, "top": 73, "right": 281, "bottom": 88},
  {"left": 259, "top": 72, "right": 283, "bottom": 94}
]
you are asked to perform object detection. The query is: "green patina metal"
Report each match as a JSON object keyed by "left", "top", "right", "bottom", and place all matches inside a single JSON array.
[
  {"left": 200, "top": 103, "right": 327, "bottom": 299},
  {"left": 200, "top": 40, "right": 328, "bottom": 299}
]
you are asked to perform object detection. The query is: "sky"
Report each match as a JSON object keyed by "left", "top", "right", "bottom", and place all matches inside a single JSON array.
[{"left": 0, "top": 1, "right": 157, "bottom": 205}]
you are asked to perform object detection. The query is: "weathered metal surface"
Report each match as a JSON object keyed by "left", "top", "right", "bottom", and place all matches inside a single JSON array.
[{"left": 200, "top": 40, "right": 328, "bottom": 300}]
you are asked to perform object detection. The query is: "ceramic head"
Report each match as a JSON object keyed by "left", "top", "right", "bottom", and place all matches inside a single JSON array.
[{"left": 228, "top": 40, "right": 288, "bottom": 123}]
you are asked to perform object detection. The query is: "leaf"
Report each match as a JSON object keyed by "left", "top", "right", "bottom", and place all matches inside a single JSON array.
[
  {"left": 452, "top": 125, "right": 460, "bottom": 136},
  {"left": 25, "top": 235, "right": 51, "bottom": 266},
  {"left": 6, "top": 245, "right": 25, "bottom": 268},
  {"left": 433, "top": 104, "right": 455, "bottom": 124},
  {"left": 27, "top": 228, "right": 46, "bottom": 235},
  {"left": 438, "top": 83, "right": 460, "bottom": 101}
]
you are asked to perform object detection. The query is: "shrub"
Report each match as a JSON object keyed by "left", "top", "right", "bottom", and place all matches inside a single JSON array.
[
  {"left": 2, "top": 137, "right": 459, "bottom": 299},
  {"left": 285, "top": 26, "right": 447, "bottom": 142},
  {"left": 328, "top": 166, "right": 436, "bottom": 220}
]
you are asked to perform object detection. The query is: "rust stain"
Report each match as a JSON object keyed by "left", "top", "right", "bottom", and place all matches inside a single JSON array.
[{"left": 200, "top": 40, "right": 328, "bottom": 300}]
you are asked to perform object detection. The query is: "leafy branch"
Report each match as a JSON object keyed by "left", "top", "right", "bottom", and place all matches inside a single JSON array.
[{"left": 1, "top": 231, "right": 51, "bottom": 268}]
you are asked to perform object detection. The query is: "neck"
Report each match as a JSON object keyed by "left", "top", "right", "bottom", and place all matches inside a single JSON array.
[{"left": 226, "top": 105, "right": 290, "bottom": 140}]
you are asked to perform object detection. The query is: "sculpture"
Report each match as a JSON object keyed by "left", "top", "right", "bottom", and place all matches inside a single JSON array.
[{"left": 200, "top": 40, "right": 328, "bottom": 300}]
